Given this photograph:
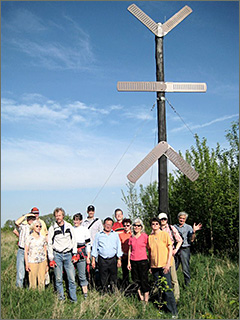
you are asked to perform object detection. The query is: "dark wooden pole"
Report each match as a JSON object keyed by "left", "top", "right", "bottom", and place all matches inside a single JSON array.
[{"left": 155, "top": 35, "right": 168, "bottom": 214}]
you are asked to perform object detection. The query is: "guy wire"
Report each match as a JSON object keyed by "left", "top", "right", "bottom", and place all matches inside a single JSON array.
[
  {"left": 92, "top": 100, "right": 157, "bottom": 203},
  {"left": 164, "top": 96, "right": 196, "bottom": 137}
]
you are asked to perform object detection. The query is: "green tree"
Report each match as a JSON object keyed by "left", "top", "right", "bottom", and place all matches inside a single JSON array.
[
  {"left": 139, "top": 181, "right": 159, "bottom": 233},
  {"left": 121, "top": 122, "right": 239, "bottom": 257},
  {"left": 169, "top": 121, "right": 239, "bottom": 256},
  {"left": 2, "top": 219, "right": 15, "bottom": 231},
  {"left": 121, "top": 182, "right": 142, "bottom": 221}
]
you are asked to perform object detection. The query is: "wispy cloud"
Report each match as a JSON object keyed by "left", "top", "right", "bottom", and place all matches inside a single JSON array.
[
  {"left": 10, "top": 37, "right": 95, "bottom": 71},
  {"left": 171, "top": 114, "right": 239, "bottom": 133},
  {"left": 2, "top": 8, "right": 46, "bottom": 33},
  {"left": 3, "top": 8, "right": 96, "bottom": 71},
  {"left": 124, "top": 109, "right": 154, "bottom": 121},
  {"left": 210, "top": 83, "right": 239, "bottom": 97}
]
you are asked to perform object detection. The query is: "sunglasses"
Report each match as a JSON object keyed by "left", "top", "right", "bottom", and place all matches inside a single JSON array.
[
  {"left": 160, "top": 218, "right": 167, "bottom": 221},
  {"left": 133, "top": 224, "right": 141, "bottom": 227},
  {"left": 35, "top": 225, "right": 42, "bottom": 228},
  {"left": 124, "top": 224, "right": 131, "bottom": 227}
]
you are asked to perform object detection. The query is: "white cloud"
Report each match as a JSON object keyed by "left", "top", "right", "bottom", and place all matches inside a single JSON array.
[
  {"left": 109, "top": 105, "right": 123, "bottom": 111},
  {"left": 1, "top": 97, "right": 123, "bottom": 125},
  {"left": 1, "top": 98, "right": 69, "bottom": 122}
]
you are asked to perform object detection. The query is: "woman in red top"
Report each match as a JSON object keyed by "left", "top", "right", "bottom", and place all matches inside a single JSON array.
[
  {"left": 127, "top": 218, "right": 150, "bottom": 305},
  {"left": 119, "top": 218, "right": 132, "bottom": 289}
]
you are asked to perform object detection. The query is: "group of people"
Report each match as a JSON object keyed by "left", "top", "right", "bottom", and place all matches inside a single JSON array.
[{"left": 14, "top": 205, "right": 202, "bottom": 318}]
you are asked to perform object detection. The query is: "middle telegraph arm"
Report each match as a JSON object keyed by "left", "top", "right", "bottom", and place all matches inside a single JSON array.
[{"left": 117, "top": 81, "right": 207, "bottom": 93}]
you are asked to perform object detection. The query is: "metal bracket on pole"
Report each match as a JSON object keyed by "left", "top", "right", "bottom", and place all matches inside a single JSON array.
[{"left": 127, "top": 141, "right": 199, "bottom": 183}]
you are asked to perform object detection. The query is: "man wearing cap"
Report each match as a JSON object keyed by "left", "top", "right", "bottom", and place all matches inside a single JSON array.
[
  {"left": 31, "top": 207, "right": 48, "bottom": 239},
  {"left": 48, "top": 207, "right": 78, "bottom": 302},
  {"left": 82, "top": 205, "right": 103, "bottom": 244},
  {"left": 174, "top": 211, "right": 202, "bottom": 286},
  {"left": 15, "top": 212, "right": 36, "bottom": 288},
  {"left": 158, "top": 212, "right": 183, "bottom": 302},
  {"left": 82, "top": 205, "right": 103, "bottom": 287}
]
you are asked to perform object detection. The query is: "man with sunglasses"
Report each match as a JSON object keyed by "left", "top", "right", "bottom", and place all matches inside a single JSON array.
[{"left": 158, "top": 213, "right": 183, "bottom": 302}]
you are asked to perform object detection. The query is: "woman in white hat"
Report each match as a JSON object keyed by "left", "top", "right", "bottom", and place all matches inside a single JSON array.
[{"left": 158, "top": 212, "right": 183, "bottom": 302}]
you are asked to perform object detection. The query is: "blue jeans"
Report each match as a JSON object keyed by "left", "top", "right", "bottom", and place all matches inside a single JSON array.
[
  {"left": 76, "top": 259, "right": 88, "bottom": 287},
  {"left": 16, "top": 248, "right": 25, "bottom": 288},
  {"left": 152, "top": 268, "right": 178, "bottom": 316},
  {"left": 53, "top": 252, "right": 77, "bottom": 301},
  {"left": 175, "top": 246, "right": 191, "bottom": 286}
]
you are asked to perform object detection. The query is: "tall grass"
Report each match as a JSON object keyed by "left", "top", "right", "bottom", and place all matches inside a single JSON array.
[{"left": 1, "top": 230, "right": 239, "bottom": 319}]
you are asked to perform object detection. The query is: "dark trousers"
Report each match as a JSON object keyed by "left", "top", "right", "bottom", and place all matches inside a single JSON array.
[
  {"left": 175, "top": 246, "right": 191, "bottom": 286},
  {"left": 121, "top": 257, "right": 130, "bottom": 288},
  {"left": 152, "top": 267, "right": 178, "bottom": 316},
  {"left": 98, "top": 255, "right": 117, "bottom": 292},
  {"left": 131, "top": 259, "right": 150, "bottom": 293}
]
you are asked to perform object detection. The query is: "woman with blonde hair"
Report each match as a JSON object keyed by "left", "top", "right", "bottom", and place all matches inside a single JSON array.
[
  {"left": 24, "top": 219, "right": 48, "bottom": 290},
  {"left": 127, "top": 218, "right": 150, "bottom": 306}
]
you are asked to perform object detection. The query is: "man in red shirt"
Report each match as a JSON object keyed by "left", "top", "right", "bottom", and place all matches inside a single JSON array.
[
  {"left": 119, "top": 218, "right": 132, "bottom": 289},
  {"left": 112, "top": 208, "right": 124, "bottom": 234}
]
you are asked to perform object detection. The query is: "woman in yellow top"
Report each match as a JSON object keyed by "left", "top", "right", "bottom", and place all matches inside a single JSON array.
[{"left": 148, "top": 217, "right": 178, "bottom": 318}]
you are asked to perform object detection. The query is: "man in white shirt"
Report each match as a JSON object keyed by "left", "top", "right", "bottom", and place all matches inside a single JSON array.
[
  {"left": 82, "top": 205, "right": 103, "bottom": 288},
  {"left": 82, "top": 205, "right": 103, "bottom": 244},
  {"left": 48, "top": 207, "right": 78, "bottom": 302}
]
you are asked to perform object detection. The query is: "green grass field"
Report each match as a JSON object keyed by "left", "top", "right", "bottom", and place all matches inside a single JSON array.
[{"left": 1, "top": 230, "right": 239, "bottom": 319}]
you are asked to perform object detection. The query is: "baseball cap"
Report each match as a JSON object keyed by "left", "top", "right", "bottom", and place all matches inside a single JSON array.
[
  {"left": 87, "top": 205, "right": 95, "bottom": 212},
  {"left": 31, "top": 207, "right": 39, "bottom": 214},
  {"left": 158, "top": 212, "right": 168, "bottom": 220}
]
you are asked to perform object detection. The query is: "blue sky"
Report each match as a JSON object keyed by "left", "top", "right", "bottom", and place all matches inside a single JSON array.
[{"left": 1, "top": 1, "right": 239, "bottom": 226}]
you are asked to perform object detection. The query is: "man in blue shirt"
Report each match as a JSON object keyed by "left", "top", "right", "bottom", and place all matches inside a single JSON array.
[
  {"left": 174, "top": 211, "right": 202, "bottom": 286},
  {"left": 92, "top": 217, "right": 122, "bottom": 292}
]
